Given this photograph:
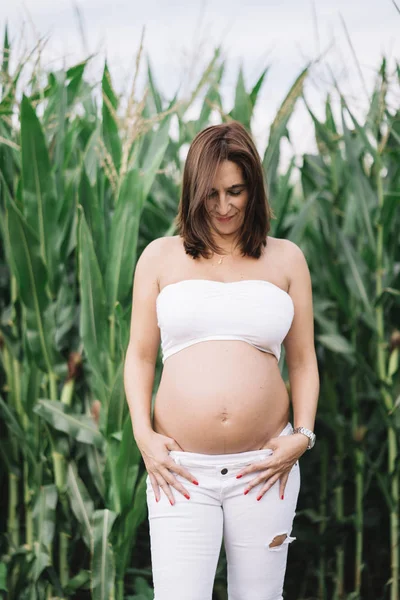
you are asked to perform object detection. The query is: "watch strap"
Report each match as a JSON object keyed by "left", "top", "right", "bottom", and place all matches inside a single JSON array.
[{"left": 292, "top": 426, "right": 316, "bottom": 449}]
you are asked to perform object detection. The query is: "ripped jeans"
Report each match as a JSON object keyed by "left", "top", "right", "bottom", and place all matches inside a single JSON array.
[{"left": 146, "top": 421, "right": 301, "bottom": 600}]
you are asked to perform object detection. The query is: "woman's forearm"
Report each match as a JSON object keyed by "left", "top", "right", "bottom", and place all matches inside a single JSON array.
[
  {"left": 288, "top": 358, "right": 320, "bottom": 431},
  {"left": 123, "top": 345, "right": 156, "bottom": 442}
]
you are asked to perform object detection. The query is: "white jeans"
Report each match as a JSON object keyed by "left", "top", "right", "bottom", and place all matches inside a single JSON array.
[{"left": 146, "top": 421, "right": 301, "bottom": 600}]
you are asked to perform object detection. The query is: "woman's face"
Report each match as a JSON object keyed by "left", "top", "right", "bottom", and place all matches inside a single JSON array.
[{"left": 205, "top": 160, "right": 249, "bottom": 237}]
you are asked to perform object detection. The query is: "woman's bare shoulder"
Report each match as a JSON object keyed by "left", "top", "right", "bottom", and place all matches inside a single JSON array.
[
  {"left": 281, "top": 239, "right": 307, "bottom": 263},
  {"left": 268, "top": 236, "right": 304, "bottom": 258},
  {"left": 266, "top": 236, "right": 309, "bottom": 286},
  {"left": 139, "top": 235, "right": 176, "bottom": 260},
  {"left": 138, "top": 236, "right": 177, "bottom": 289},
  {"left": 280, "top": 240, "right": 311, "bottom": 288}
]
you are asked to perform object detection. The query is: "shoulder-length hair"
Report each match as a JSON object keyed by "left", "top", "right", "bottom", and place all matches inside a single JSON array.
[{"left": 174, "top": 120, "right": 275, "bottom": 260}]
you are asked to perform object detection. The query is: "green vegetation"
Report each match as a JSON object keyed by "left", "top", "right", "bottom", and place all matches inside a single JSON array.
[{"left": 0, "top": 23, "right": 399, "bottom": 600}]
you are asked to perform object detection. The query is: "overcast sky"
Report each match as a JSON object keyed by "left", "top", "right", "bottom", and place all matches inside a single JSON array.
[{"left": 2, "top": 0, "right": 399, "bottom": 170}]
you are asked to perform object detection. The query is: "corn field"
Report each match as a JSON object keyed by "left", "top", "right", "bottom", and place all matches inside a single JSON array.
[{"left": 0, "top": 24, "right": 399, "bottom": 600}]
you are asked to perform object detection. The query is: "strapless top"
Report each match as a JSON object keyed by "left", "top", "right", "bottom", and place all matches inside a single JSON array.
[{"left": 155, "top": 279, "right": 294, "bottom": 364}]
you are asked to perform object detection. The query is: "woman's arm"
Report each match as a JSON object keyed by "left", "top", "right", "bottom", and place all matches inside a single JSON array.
[
  {"left": 283, "top": 241, "right": 320, "bottom": 438},
  {"left": 123, "top": 238, "right": 162, "bottom": 442},
  {"left": 223, "top": 240, "right": 319, "bottom": 500},
  {"left": 123, "top": 238, "right": 199, "bottom": 503}
]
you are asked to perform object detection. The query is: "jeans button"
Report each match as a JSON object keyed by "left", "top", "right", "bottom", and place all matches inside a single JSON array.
[{"left": 221, "top": 468, "right": 228, "bottom": 475}]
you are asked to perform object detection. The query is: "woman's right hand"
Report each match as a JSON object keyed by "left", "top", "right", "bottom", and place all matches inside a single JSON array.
[{"left": 136, "top": 430, "right": 199, "bottom": 505}]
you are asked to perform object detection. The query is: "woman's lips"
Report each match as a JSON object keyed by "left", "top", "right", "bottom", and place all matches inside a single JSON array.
[{"left": 215, "top": 215, "right": 233, "bottom": 222}]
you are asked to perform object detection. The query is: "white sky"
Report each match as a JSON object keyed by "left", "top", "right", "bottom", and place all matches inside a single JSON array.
[{"left": 2, "top": 0, "right": 399, "bottom": 171}]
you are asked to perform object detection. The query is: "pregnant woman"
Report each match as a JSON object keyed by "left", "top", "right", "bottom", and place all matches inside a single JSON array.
[{"left": 124, "top": 121, "right": 319, "bottom": 600}]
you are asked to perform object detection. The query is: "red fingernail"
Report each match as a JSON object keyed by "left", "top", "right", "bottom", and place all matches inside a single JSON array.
[
  {"left": 184, "top": 494, "right": 190, "bottom": 500},
  {"left": 156, "top": 497, "right": 159, "bottom": 502},
  {"left": 169, "top": 499, "right": 174, "bottom": 505},
  {"left": 236, "top": 474, "right": 242, "bottom": 479},
  {"left": 257, "top": 495, "right": 262, "bottom": 501},
  {"left": 281, "top": 494, "right": 284, "bottom": 500},
  {"left": 244, "top": 489, "right": 249, "bottom": 495},
  {"left": 192, "top": 480, "right": 199, "bottom": 485}
]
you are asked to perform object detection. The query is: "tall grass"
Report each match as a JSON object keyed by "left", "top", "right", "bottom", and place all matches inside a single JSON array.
[{"left": 0, "top": 24, "right": 399, "bottom": 600}]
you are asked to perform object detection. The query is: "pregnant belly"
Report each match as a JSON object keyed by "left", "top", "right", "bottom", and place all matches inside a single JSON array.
[{"left": 153, "top": 341, "right": 291, "bottom": 454}]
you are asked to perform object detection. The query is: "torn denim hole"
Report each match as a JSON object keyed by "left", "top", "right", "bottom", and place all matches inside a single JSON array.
[{"left": 266, "top": 532, "right": 296, "bottom": 552}]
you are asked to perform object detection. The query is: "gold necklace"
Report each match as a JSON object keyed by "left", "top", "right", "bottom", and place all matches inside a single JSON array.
[{"left": 213, "top": 251, "right": 233, "bottom": 265}]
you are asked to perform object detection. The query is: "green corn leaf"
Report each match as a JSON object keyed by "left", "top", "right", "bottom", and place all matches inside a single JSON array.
[
  {"left": 115, "top": 415, "right": 141, "bottom": 511},
  {"left": 54, "top": 277, "right": 77, "bottom": 351},
  {"left": 34, "top": 400, "right": 104, "bottom": 448},
  {"left": 115, "top": 471, "right": 147, "bottom": 579},
  {"left": 104, "top": 362, "right": 126, "bottom": 436},
  {"left": 289, "top": 190, "right": 319, "bottom": 243},
  {"left": 83, "top": 125, "right": 101, "bottom": 187},
  {"left": 86, "top": 445, "right": 106, "bottom": 500},
  {"left": 263, "top": 66, "right": 309, "bottom": 195},
  {"left": 196, "top": 63, "right": 224, "bottom": 133},
  {"left": 146, "top": 56, "right": 163, "bottom": 115},
  {"left": 90, "top": 509, "right": 117, "bottom": 600},
  {"left": 79, "top": 167, "right": 107, "bottom": 272},
  {"left": 303, "top": 97, "right": 339, "bottom": 154},
  {"left": 0, "top": 171, "right": 18, "bottom": 279},
  {"left": 66, "top": 58, "right": 89, "bottom": 106},
  {"left": 0, "top": 394, "right": 36, "bottom": 466},
  {"left": 316, "top": 333, "right": 355, "bottom": 356},
  {"left": 105, "top": 113, "right": 171, "bottom": 310},
  {"left": 249, "top": 66, "right": 269, "bottom": 110},
  {"left": 31, "top": 485, "right": 57, "bottom": 580},
  {"left": 105, "top": 168, "right": 143, "bottom": 310},
  {"left": 78, "top": 206, "right": 109, "bottom": 383},
  {"left": 102, "top": 62, "right": 121, "bottom": 173},
  {"left": 1, "top": 24, "right": 9, "bottom": 79},
  {"left": 67, "top": 462, "right": 94, "bottom": 548},
  {"left": 5, "top": 194, "right": 58, "bottom": 372},
  {"left": 229, "top": 66, "right": 253, "bottom": 131},
  {"left": 336, "top": 228, "right": 374, "bottom": 321},
  {"left": 64, "top": 570, "right": 91, "bottom": 593},
  {"left": 0, "top": 561, "right": 7, "bottom": 592},
  {"left": 345, "top": 103, "right": 378, "bottom": 160},
  {"left": 340, "top": 98, "right": 376, "bottom": 252},
  {"left": 272, "top": 156, "right": 295, "bottom": 237},
  {"left": 140, "top": 113, "right": 172, "bottom": 199},
  {"left": 20, "top": 94, "right": 61, "bottom": 294},
  {"left": 5, "top": 196, "right": 48, "bottom": 311},
  {"left": 32, "top": 484, "right": 57, "bottom": 550}
]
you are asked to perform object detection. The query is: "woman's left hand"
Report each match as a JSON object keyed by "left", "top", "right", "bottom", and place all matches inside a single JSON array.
[{"left": 236, "top": 434, "right": 309, "bottom": 501}]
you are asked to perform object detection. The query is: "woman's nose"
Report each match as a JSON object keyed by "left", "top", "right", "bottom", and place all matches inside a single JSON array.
[{"left": 215, "top": 195, "right": 231, "bottom": 210}]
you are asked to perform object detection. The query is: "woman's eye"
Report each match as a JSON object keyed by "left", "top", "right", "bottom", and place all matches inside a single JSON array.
[
  {"left": 207, "top": 190, "right": 242, "bottom": 198},
  {"left": 208, "top": 190, "right": 242, "bottom": 198}
]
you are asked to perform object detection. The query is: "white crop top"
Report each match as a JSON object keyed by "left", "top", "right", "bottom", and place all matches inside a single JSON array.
[{"left": 156, "top": 279, "right": 294, "bottom": 364}]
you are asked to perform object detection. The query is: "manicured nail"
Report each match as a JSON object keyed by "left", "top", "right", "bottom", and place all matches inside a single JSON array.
[
  {"left": 184, "top": 494, "right": 190, "bottom": 500},
  {"left": 169, "top": 499, "right": 174, "bottom": 505},
  {"left": 257, "top": 495, "right": 262, "bottom": 501},
  {"left": 192, "top": 480, "right": 199, "bottom": 485},
  {"left": 244, "top": 489, "right": 249, "bottom": 495},
  {"left": 156, "top": 497, "right": 159, "bottom": 503},
  {"left": 236, "top": 474, "right": 242, "bottom": 479},
  {"left": 281, "top": 494, "right": 284, "bottom": 500}
]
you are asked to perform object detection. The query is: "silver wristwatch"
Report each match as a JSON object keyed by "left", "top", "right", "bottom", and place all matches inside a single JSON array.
[{"left": 293, "top": 427, "right": 316, "bottom": 449}]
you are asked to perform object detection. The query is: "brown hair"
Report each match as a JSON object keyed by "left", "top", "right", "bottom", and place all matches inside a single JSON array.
[{"left": 174, "top": 121, "right": 275, "bottom": 260}]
